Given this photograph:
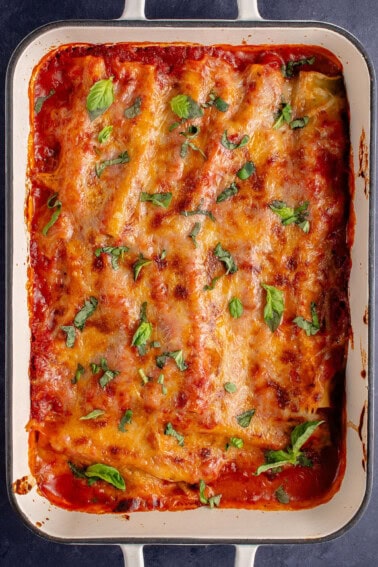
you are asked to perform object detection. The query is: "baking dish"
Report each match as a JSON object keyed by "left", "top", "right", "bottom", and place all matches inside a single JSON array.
[{"left": 5, "top": 1, "right": 375, "bottom": 565}]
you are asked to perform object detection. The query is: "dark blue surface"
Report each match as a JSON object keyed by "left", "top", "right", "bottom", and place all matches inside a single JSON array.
[{"left": 1, "top": 1, "right": 377, "bottom": 565}]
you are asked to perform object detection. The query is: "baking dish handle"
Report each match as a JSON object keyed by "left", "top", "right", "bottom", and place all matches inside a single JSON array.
[
  {"left": 119, "top": 543, "right": 259, "bottom": 566},
  {"left": 119, "top": 0, "right": 262, "bottom": 20}
]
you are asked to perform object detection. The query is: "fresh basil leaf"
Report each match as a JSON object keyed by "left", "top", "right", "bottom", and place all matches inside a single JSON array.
[
  {"left": 74, "top": 297, "right": 98, "bottom": 331},
  {"left": 180, "top": 203, "right": 216, "bottom": 222},
  {"left": 133, "top": 254, "right": 152, "bottom": 281},
  {"left": 124, "top": 96, "right": 142, "bottom": 118},
  {"left": 95, "top": 151, "right": 130, "bottom": 177},
  {"left": 164, "top": 422, "right": 185, "bottom": 446},
  {"left": 118, "top": 409, "right": 133, "bottom": 432},
  {"left": 265, "top": 449, "right": 292, "bottom": 464},
  {"left": 216, "top": 182, "right": 238, "bottom": 203},
  {"left": 61, "top": 325, "right": 76, "bottom": 348},
  {"left": 170, "top": 94, "right": 203, "bottom": 119},
  {"left": 42, "top": 193, "right": 62, "bottom": 235},
  {"left": 255, "top": 459, "right": 293, "bottom": 476},
  {"left": 95, "top": 245, "right": 129, "bottom": 270},
  {"left": 221, "top": 130, "right": 249, "bottom": 150},
  {"left": 203, "top": 275, "right": 222, "bottom": 291},
  {"left": 236, "top": 161, "right": 255, "bottom": 180},
  {"left": 224, "top": 382, "right": 237, "bottom": 393},
  {"left": 34, "top": 89, "right": 55, "bottom": 114},
  {"left": 290, "top": 116, "right": 309, "bottom": 129},
  {"left": 86, "top": 77, "right": 114, "bottom": 120},
  {"left": 291, "top": 420, "right": 324, "bottom": 455},
  {"left": 80, "top": 409, "right": 105, "bottom": 421},
  {"left": 214, "top": 242, "right": 238, "bottom": 274},
  {"left": 169, "top": 350, "right": 188, "bottom": 371},
  {"left": 236, "top": 409, "right": 255, "bottom": 428},
  {"left": 261, "top": 284, "right": 284, "bottom": 332},
  {"left": 293, "top": 302, "right": 320, "bottom": 336},
  {"left": 98, "top": 125, "right": 113, "bottom": 143},
  {"left": 229, "top": 297, "right": 243, "bottom": 318},
  {"left": 188, "top": 222, "right": 201, "bottom": 247},
  {"left": 140, "top": 192, "right": 172, "bottom": 208},
  {"left": 269, "top": 200, "right": 310, "bottom": 232},
  {"left": 273, "top": 102, "right": 292, "bottom": 129},
  {"left": 85, "top": 463, "right": 125, "bottom": 490},
  {"left": 275, "top": 485, "right": 290, "bottom": 504},
  {"left": 99, "top": 369, "right": 119, "bottom": 388},
  {"left": 71, "top": 363, "right": 85, "bottom": 385},
  {"left": 132, "top": 321, "right": 152, "bottom": 349},
  {"left": 226, "top": 437, "right": 244, "bottom": 449},
  {"left": 282, "top": 56, "right": 315, "bottom": 78}
]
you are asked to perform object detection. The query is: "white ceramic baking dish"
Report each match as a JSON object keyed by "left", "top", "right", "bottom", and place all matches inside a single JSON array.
[{"left": 5, "top": 1, "right": 375, "bottom": 566}]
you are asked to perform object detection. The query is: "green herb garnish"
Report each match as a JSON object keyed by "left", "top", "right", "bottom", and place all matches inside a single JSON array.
[
  {"left": 224, "top": 382, "right": 237, "bottom": 393},
  {"left": 138, "top": 368, "right": 151, "bottom": 385},
  {"left": 226, "top": 437, "right": 244, "bottom": 450},
  {"left": 203, "top": 91, "right": 229, "bottom": 112},
  {"left": 118, "top": 409, "right": 133, "bottom": 432},
  {"left": 281, "top": 56, "right": 315, "bottom": 78},
  {"left": 216, "top": 182, "right": 238, "bottom": 203},
  {"left": 124, "top": 96, "right": 142, "bottom": 118},
  {"left": 290, "top": 116, "right": 309, "bottom": 129},
  {"left": 140, "top": 192, "right": 172, "bottom": 208},
  {"left": 93, "top": 358, "right": 120, "bottom": 388},
  {"left": 188, "top": 222, "right": 201, "bottom": 248},
  {"left": 42, "top": 193, "right": 62, "bottom": 235},
  {"left": 71, "top": 363, "right": 85, "bottom": 385},
  {"left": 214, "top": 243, "right": 238, "bottom": 274},
  {"left": 221, "top": 130, "right": 249, "bottom": 150},
  {"left": 293, "top": 302, "right": 320, "bottom": 336},
  {"left": 34, "top": 89, "right": 55, "bottom": 114},
  {"left": 236, "top": 161, "right": 255, "bottom": 180},
  {"left": 180, "top": 202, "right": 216, "bottom": 222},
  {"left": 275, "top": 485, "right": 290, "bottom": 504},
  {"left": 170, "top": 94, "right": 204, "bottom": 120},
  {"left": 229, "top": 297, "right": 243, "bottom": 318},
  {"left": 236, "top": 409, "right": 255, "bottom": 428},
  {"left": 273, "top": 102, "right": 292, "bottom": 129},
  {"left": 131, "top": 302, "right": 152, "bottom": 354},
  {"left": 203, "top": 275, "right": 222, "bottom": 291},
  {"left": 269, "top": 200, "right": 310, "bottom": 233},
  {"left": 157, "top": 374, "right": 167, "bottom": 395},
  {"left": 95, "top": 245, "right": 129, "bottom": 270},
  {"left": 98, "top": 125, "right": 113, "bottom": 143},
  {"left": 80, "top": 409, "right": 105, "bottom": 421},
  {"left": 86, "top": 77, "right": 114, "bottom": 120},
  {"left": 133, "top": 253, "right": 152, "bottom": 281},
  {"left": 95, "top": 151, "right": 130, "bottom": 177},
  {"left": 84, "top": 463, "right": 126, "bottom": 490},
  {"left": 164, "top": 422, "right": 185, "bottom": 446},
  {"left": 261, "top": 284, "right": 284, "bottom": 332},
  {"left": 156, "top": 350, "right": 188, "bottom": 371},
  {"left": 255, "top": 420, "right": 324, "bottom": 475},
  {"left": 199, "top": 479, "right": 222, "bottom": 508},
  {"left": 74, "top": 297, "right": 98, "bottom": 331},
  {"left": 61, "top": 325, "right": 76, "bottom": 348}
]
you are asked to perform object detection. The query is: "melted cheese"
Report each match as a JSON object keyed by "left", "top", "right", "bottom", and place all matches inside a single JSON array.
[{"left": 27, "top": 44, "right": 351, "bottom": 512}]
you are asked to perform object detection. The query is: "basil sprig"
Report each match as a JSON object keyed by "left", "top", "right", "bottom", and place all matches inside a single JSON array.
[
  {"left": 124, "top": 96, "right": 142, "bottom": 118},
  {"left": 261, "top": 284, "right": 284, "bottom": 332},
  {"left": 95, "top": 246, "right": 129, "bottom": 270},
  {"left": 74, "top": 297, "right": 98, "bottom": 331},
  {"left": 133, "top": 253, "right": 152, "bottom": 281},
  {"left": 35, "top": 89, "right": 55, "bottom": 114},
  {"left": 221, "top": 130, "right": 249, "bottom": 150},
  {"left": 282, "top": 56, "right": 315, "bottom": 78},
  {"left": 164, "top": 422, "right": 185, "bottom": 446},
  {"left": 86, "top": 77, "right": 114, "bottom": 120},
  {"left": 140, "top": 192, "right": 172, "bottom": 208},
  {"left": 170, "top": 94, "right": 204, "bottom": 120},
  {"left": 229, "top": 297, "right": 243, "bottom": 318},
  {"left": 42, "top": 193, "right": 62, "bottom": 235},
  {"left": 131, "top": 302, "right": 152, "bottom": 355},
  {"left": 293, "top": 302, "right": 320, "bottom": 336},
  {"left": 199, "top": 479, "right": 222, "bottom": 508},
  {"left": 255, "top": 420, "right": 324, "bottom": 475},
  {"left": 269, "top": 200, "right": 310, "bottom": 233},
  {"left": 95, "top": 151, "right": 130, "bottom": 177},
  {"left": 216, "top": 182, "right": 238, "bottom": 203}
]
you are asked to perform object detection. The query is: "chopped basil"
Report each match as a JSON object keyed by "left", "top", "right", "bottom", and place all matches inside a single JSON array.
[
  {"left": 236, "top": 409, "right": 255, "bottom": 428},
  {"left": 124, "top": 96, "right": 142, "bottom": 118},
  {"left": 160, "top": 249, "right": 167, "bottom": 260},
  {"left": 42, "top": 193, "right": 62, "bottom": 236},
  {"left": 118, "top": 409, "right": 133, "bottom": 432},
  {"left": 85, "top": 463, "right": 125, "bottom": 490},
  {"left": 34, "top": 89, "right": 55, "bottom": 114},
  {"left": 131, "top": 302, "right": 152, "bottom": 354},
  {"left": 282, "top": 56, "right": 315, "bottom": 78},
  {"left": 226, "top": 437, "right": 244, "bottom": 450},
  {"left": 236, "top": 161, "right": 255, "bottom": 180},
  {"left": 80, "top": 409, "right": 105, "bottom": 421},
  {"left": 90, "top": 362, "right": 100, "bottom": 374},
  {"left": 68, "top": 461, "right": 87, "bottom": 479},
  {"left": 188, "top": 222, "right": 201, "bottom": 248},
  {"left": 98, "top": 125, "right": 113, "bottom": 143},
  {"left": 255, "top": 420, "right": 324, "bottom": 475},
  {"left": 133, "top": 254, "right": 152, "bottom": 281},
  {"left": 275, "top": 485, "right": 290, "bottom": 504},
  {"left": 138, "top": 368, "right": 150, "bottom": 385},
  {"left": 71, "top": 363, "right": 85, "bottom": 385},
  {"left": 273, "top": 102, "right": 292, "bottom": 129},
  {"left": 140, "top": 192, "right": 172, "bottom": 208},
  {"left": 216, "top": 182, "right": 238, "bottom": 203},
  {"left": 86, "top": 77, "right": 114, "bottom": 120},
  {"left": 224, "top": 382, "right": 237, "bottom": 393},
  {"left": 180, "top": 202, "right": 216, "bottom": 222},
  {"left": 221, "top": 130, "right": 249, "bottom": 150},
  {"left": 150, "top": 341, "right": 161, "bottom": 348},
  {"left": 290, "top": 116, "right": 309, "bottom": 129},
  {"left": 74, "top": 297, "right": 98, "bottom": 331},
  {"left": 293, "top": 302, "right": 320, "bottom": 336},
  {"left": 199, "top": 479, "right": 222, "bottom": 508},
  {"left": 61, "top": 325, "right": 76, "bottom": 348},
  {"left": 170, "top": 94, "right": 204, "bottom": 120},
  {"left": 229, "top": 297, "right": 243, "bottom": 318},
  {"left": 214, "top": 242, "right": 238, "bottom": 274},
  {"left": 95, "top": 245, "right": 129, "bottom": 270},
  {"left": 169, "top": 121, "right": 180, "bottom": 131},
  {"left": 164, "top": 422, "right": 185, "bottom": 446},
  {"left": 203, "top": 91, "right": 229, "bottom": 112},
  {"left": 95, "top": 151, "right": 130, "bottom": 177},
  {"left": 180, "top": 140, "right": 207, "bottom": 159},
  {"left": 99, "top": 368, "right": 119, "bottom": 388},
  {"left": 261, "top": 284, "right": 284, "bottom": 332},
  {"left": 269, "top": 200, "right": 310, "bottom": 233},
  {"left": 157, "top": 374, "right": 167, "bottom": 395},
  {"left": 156, "top": 350, "right": 188, "bottom": 371},
  {"left": 203, "top": 275, "right": 222, "bottom": 291}
]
